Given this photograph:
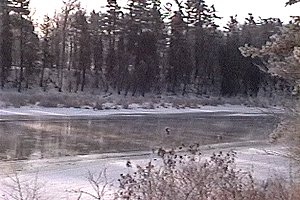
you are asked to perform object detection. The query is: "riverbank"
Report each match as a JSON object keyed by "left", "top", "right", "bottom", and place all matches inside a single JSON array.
[
  {"left": 0, "top": 142, "right": 297, "bottom": 200},
  {"left": 0, "top": 90, "right": 292, "bottom": 111},
  {"left": 0, "top": 104, "right": 285, "bottom": 119}
]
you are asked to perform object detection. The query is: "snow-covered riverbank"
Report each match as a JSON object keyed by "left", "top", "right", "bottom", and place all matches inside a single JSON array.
[
  {"left": 0, "top": 104, "right": 285, "bottom": 118},
  {"left": 0, "top": 143, "right": 296, "bottom": 200}
]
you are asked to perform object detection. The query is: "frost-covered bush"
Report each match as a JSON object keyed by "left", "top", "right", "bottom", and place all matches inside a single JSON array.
[
  {"left": 116, "top": 146, "right": 300, "bottom": 200},
  {"left": 270, "top": 116, "right": 300, "bottom": 164}
]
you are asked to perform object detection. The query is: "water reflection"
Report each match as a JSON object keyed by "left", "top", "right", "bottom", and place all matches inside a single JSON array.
[{"left": 0, "top": 113, "right": 279, "bottom": 161}]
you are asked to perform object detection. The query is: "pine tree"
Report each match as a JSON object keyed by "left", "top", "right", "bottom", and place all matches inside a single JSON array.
[
  {"left": 0, "top": 0, "right": 13, "bottom": 89},
  {"left": 10, "top": 0, "right": 30, "bottom": 92},
  {"left": 103, "top": 0, "right": 123, "bottom": 90},
  {"left": 89, "top": 11, "right": 106, "bottom": 91},
  {"left": 220, "top": 15, "right": 244, "bottom": 96},
  {"left": 189, "top": 1, "right": 221, "bottom": 95},
  {"left": 165, "top": 0, "right": 221, "bottom": 95},
  {"left": 59, "top": 0, "right": 79, "bottom": 92},
  {"left": 121, "top": 0, "right": 162, "bottom": 96},
  {"left": 40, "top": 15, "right": 53, "bottom": 89},
  {"left": 167, "top": 10, "right": 190, "bottom": 94},
  {"left": 50, "top": 13, "right": 61, "bottom": 89},
  {"left": 221, "top": 14, "right": 266, "bottom": 96},
  {"left": 23, "top": 16, "right": 39, "bottom": 89},
  {"left": 74, "top": 9, "right": 91, "bottom": 92}
]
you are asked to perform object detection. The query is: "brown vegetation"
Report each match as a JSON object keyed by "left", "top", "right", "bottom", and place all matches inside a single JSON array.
[{"left": 116, "top": 146, "right": 300, "bottom": 200}]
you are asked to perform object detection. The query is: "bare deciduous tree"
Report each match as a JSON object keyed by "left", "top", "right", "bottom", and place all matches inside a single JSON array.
[
  {"left": 2, "top": 171, "right": 44, "bottom": 200},
  {"left": 68, "top": 169, "right": 112, "bottom": 200}
]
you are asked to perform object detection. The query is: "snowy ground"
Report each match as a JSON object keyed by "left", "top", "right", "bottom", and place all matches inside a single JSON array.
[
  {"left": 0, "top": 104, "right": 285, "bottom": 118},
  {"left": 0, "top": 143, "right": 297, "bottom": 200}
]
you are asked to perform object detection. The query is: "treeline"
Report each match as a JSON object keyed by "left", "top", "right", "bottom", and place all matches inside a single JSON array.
[{"left": 0, "top": 0, "right": 293, "bottom": 97}]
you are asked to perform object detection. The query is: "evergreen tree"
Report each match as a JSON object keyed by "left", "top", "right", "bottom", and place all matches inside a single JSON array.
[
  {"left": 10, "top": 0, "right": 30, "bottom": 92},
  {"left": 104, "top": 0, "right": 123, "bottom": 90},
  {"left": 190, "top": 1, "right": 221, "bottom": 95},
  {"left": 0, "top": 0, "right": 292, "bottom": 99},
  {"left": 23, "top": 16, "right": 39, "bottom": 89},
  {"left": 167, "top": 10, "right": 191, "bottom": 94},
  {"left": 40, "top": 15, "right": 53, "bottom": 89},
  {"left": 122, "top": 0, "right": 162, "bottom": 96},
  {"left": 89, "top": 10, "right": 106, "bottom": 91},
  {"left": 241, "top": 16, "right": 282, "bottom": 96},
  {"left": 166, "top": 0, "right": 221, "bottom": 95},
  {"left": 50, "top": 13, "right": 61, "bottom": 89},
  {"left": 0, "top": 0, "right": 13, "bottom": 89},
  {"left": 59, "top": 0, "right": 79, "bottom": 92},
  {"left": 74, "top": 9, "right": 91, "bottom": 91},
  {"left": 220, "top": 15, "right": 244, "bottom": 96}
]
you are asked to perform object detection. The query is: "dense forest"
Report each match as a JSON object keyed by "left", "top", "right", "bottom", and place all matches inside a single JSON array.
[{"left": 0, "top": 0, "right": 295, "bottom": 99}]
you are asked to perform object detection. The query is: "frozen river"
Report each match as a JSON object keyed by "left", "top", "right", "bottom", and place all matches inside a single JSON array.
[
  {"left": 0, "top": 112, "right": 279, "bottom": 161},
  {"left": 0, "top": 107, "right": 296, "bottom": 199}
]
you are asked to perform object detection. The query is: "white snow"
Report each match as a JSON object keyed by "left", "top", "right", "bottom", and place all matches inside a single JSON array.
[
  {"left": 0, "top": 144, "right": 297, "bottom": 200},
  {"left": 0, "top": 105, "right": 285, "bottom": 118}
]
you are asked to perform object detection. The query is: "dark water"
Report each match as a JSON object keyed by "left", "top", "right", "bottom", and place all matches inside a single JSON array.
[{"left": 0, "top": 113, "right": 279, "bottom": 161}]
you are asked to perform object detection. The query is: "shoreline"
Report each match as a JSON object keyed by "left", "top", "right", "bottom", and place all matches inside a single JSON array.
[
  {"left": 0, "top": 142, "right": 296, "bottom": 199},
  {"left": 0, "top": 104, "right": 285, "bottom": 118}
]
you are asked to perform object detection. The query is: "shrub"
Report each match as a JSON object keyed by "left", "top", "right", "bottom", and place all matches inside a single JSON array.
[
  {"left": 271, "top": 116, "right": 300, "bottom": 164},
  {"left": 116, "top": 145, "right": 299, "bottom": 200},
  {"left": 1, "top": 171, "right": 44, "bottom": 200}
]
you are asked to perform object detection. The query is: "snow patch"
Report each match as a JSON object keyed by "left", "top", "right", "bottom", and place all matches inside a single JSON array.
[
  {"left": 0, "top": 145, "right": 296, "bottom": 200},
  {"left": 0, "top": 105, "right": 284, "bottom": 118}
]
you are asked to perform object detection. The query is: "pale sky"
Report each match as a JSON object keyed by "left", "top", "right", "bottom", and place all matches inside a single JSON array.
[{"left": 29, "top": 0, "right": 299, "bottom": 26}]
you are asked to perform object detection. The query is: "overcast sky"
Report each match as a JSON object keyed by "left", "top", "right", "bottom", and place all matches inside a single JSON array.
[{"left": 29, "top": 0, "right": 299, "bottom": 26}]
